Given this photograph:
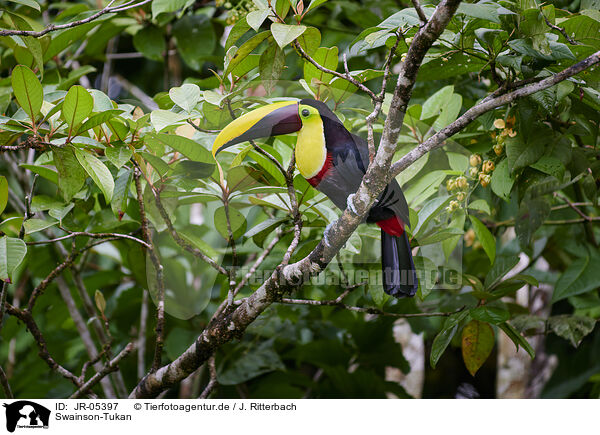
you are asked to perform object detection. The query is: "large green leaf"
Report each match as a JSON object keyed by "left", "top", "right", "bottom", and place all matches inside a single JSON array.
[
  {"left": 0, "top": 236, "right": 27, "bottom": 282},
  {"left": 145, "top": 133, "right": 215, "bottom": 165},
  {"left": 490, "top": 159, "right": 515, "bottom": 201},
  {"left": 62, "top": 85, "right": 94, "bottom": 133},
  {"left": 259, "top": 42, "right": 285, "bottom": 92},
  {"left": 430, "top": 310, "right": 469, "bottom": 368},
  {"left": 270, "top": 23, "right": 307, "bottom": 48},
  {"left": 548, "top": 315, "right": 597, "bottom": 347},
  {"left": 169, "top": 84, "right": 201, "bottom": 113},
  {"left": 74, "top": 149, "right": 114, "bottom": 203},
  {"left": 133, "top": 26, "right": 166, "bottom": 62},
  {"left": 52, "top": 146, "right": 86, "bottom": 201},
  {"left": 214, "top": 206, "right": 247, "bottom": 240},
  {"left": 469, "top": 215, "right": 495, "bottom": 264},
  {"left": 173, "top": 14, "right": 215, "bottom": 71},
  {"left": 11, "top": 65, "right": 43, "bottom": 123},
  {"left": 553, "top": 251, "right": 600, "bottom": 302},
  {"left": 225, "top": 31, "right": 271, "bottom": 76}
]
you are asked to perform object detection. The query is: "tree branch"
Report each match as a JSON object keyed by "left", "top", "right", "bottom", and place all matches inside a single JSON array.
[
  {"left": 390, "top": 50, "right": 600, "bottom": 177},
  {"left": 70, "top": 342, "right": 135, "bottom": 399},
  {"left": 0, "top": 0, "right": 152, "bottom": 37},
  {"left": 5, "top": 304, "right": 82, "bottom": 387}
]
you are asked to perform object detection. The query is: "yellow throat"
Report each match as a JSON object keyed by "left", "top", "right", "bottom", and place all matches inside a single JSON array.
[{"left": 295, "top": 107, "right": 326, "bottom": 179}]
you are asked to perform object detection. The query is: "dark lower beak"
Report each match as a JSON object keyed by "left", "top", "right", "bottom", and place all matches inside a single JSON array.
[{"left": 212, "top": 101, "right": 301, "bottom": 156}]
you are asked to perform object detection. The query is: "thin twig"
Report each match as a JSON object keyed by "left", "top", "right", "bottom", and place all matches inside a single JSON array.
[
  {"left": 70, "top": 342, "right": 135, "bottom": 399},
  {"left": 5, "top": 304, "right": 82, "bottom": 387},
  {"left": 0, "top": 366, "right": 13, "bottom": 399},
  {"left": 279, "top": 298, "right": 464, "bottom": 318},
  {"left": 411, "top": 0, "right": 429, "bottom": 25},
  {"left": 541, "top": 10, "right": 579, "bottom": 45},
  {"left": 0, "top": 0, "right": 152, "bottom": 37},
  {"left": 134, "top": 170, "right": 165, "bottom": 373},
  {"left": 26, "top": 229, "right": 151, "bottom": 248},
  {"left": 198, "top": 355, "right": 218, "bottom": 399},
  {"left": 292, "top": 41, "right": 378, "bottom": 101}
]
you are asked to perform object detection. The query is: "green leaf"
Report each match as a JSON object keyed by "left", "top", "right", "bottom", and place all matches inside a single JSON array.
[
  {"left": 306, "top": 0, "right": 328, "bottom": 13},
  {"left": 62, "top": 85, "right": 94, "bottom": 133},
  {"left": 52, "top": 146, "right": 86, "bottom": 201},
  {"left": 259, "top": 42, "right": 285, "bottom": 92},
  {"left": 484, "top": 255, "right": 520, "bottom": 289},
  {"left": 468, "top": 199, "right": 491, "bottom": 215},
  {"left": 172, "top": 161, "right": 215, "bottom": 179},
  {"left": 76, "top": 109, "right": 123, "bottom": 135},
  {"left": 0, "top": 176, "right": 7, "bottom": 215},
  {"left": 296, "top": 26, "right": 321, "bottom": 55},
  {"left": 246, "top": 8, "right": 271, "bottom": 31},
  {"left": 225, "top": 18, "right": 251, "bottom": 51},
  {"left": 146, "top": 133, "right": 215, "bottom": 165},
  {"left": 470, "top": 306, "right": 510, "bottom": 324},
  {"left": 0, "top": 236, "right": 27, "bottom": 282},
  {"left": 244, "top": 217, "right": 287, "bottom": 247},
  {"left": 150, "top": 109, "right": 187, "bottom": 132},
  {"left": 105, "top": 145, "right": 133, "bottom": 169},
  {"left": 111, "top": 169, "right": 132, "bottom": 218},
  {"left": 515, "top": 197, "right": 551, "bottom": 248},
  {"left": 490, "top": 159, "right": 514, "bottom": 201},
  {"left": 369, "top": 284, "right": 389, "bottom": 309},
  {"left": 8, "top": 0, "right": 41, "bottom": 11},
  {"left": 505, "top": 134, "right": 545, "bottom": 173},
  {"left": 430, "top": 310, "right": 469, "bottom": 368},
  {"left": 303, "top": 45, "right": 339, "bottom": 94},
  {"left": 11, "top": 65, "right": 43, "bottom": 123},
  {"left": 270, "top": 23, "right": 307, "bottom": 48},
  {"left": 20, "top": 164, "right": 58, "bottom": 184},
  {"left": 457, "top": 1, "right": 512, "bottom": 23},
  {"left": 553, "top": 251, "right": 600, "bottom": 302},
  {"left": 499, "top": 322, "right": 535, "bottom": 358},
  {"left": 152, "top": 0, "right": 188, "bottom": 17},
  {"left": 169, "top": 84, "right": 201, "bottom": 113},
  {"left": 225, "top": 31, "right": 271, "bottom": 76},
  {"left": 133, "top": 26, "right": 166, "bottom": 62},
  {"left": 74, "top": 148, "right": 114, "bottom": 203},
  {"left": 23, "top": 218, "right": 58, "bottom": 234},
  {"left": 178, "top": 226, "right": 220, "bottom": 260},
  {"left": 214, "top": 206, "right": 247, "bottom": 240},
  {"left": 548, "top": 315, "right": 596, "bottom": 347},
  {"left": 173, "top": 15, "right": 215, "bottom": 71},
  {"left": 469, "top": 215, "right": 495, "bottom": 264},
  {"left": 414, "top": 255, "right": 438, "bottom": 300},
  {"left": 461, "top": 320, "right": 495, "bottom": 376},
  {"left": 94, "top": 289, "right": 106, "bottom": 314},
  {"left": 141, "top": 152, "right": 169, "bottom": 177},
  {"left": 218, "top": 340, "right": 285, "bottom": 385},
  {"left": 421, "top": 85, "right": 454, "bottom": 119}
]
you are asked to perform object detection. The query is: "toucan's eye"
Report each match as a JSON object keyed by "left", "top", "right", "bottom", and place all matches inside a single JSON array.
[{"left": 301, "top": 108, "right": 310, "bottom": 117}]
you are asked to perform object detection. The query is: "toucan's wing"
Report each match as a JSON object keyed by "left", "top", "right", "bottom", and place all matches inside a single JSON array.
[
  {"left": 351, "top": 134, "right": 411, "bottom": 227},
  {"left": 311, "top": 132, "right": 410, "bottom": 227},
  {"left": 313, "top": 135, "right": 366, "bottom": 211}
]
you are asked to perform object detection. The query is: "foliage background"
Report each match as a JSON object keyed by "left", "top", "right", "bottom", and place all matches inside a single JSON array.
[{"left": 0, "top": 0, "right": 599, "bottom": 399}]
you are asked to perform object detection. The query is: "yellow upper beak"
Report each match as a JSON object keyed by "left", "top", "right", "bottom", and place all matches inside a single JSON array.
[{"left": 212, "top": 100, "right": 300, "bottom": 156}]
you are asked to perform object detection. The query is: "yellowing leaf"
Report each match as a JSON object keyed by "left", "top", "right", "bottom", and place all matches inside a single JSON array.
[{"left": 461, "top": 319, "right": 495, "bottom": 376}]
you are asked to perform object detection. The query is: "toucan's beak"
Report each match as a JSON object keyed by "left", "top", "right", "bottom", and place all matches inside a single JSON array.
[{"left": 212, "top": 101, "right": 301, "bottom": 156}]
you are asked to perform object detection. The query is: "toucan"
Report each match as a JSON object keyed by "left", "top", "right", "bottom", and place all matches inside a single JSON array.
[{"left": 212, "top": 99, "right": 418, "bottom": 297}]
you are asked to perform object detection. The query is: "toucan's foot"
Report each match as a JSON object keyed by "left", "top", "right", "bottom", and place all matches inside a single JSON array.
[
  {"left": 346, "top": 194, "right": 360, "bottom": 215},
  {"left": 323, "top": 223, "right": 334, "bottom": 248}
]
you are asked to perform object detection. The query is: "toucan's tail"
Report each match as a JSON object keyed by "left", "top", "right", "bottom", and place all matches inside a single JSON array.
[{"left": 381, "top": 230, "right": 418, "bottom": 298}]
